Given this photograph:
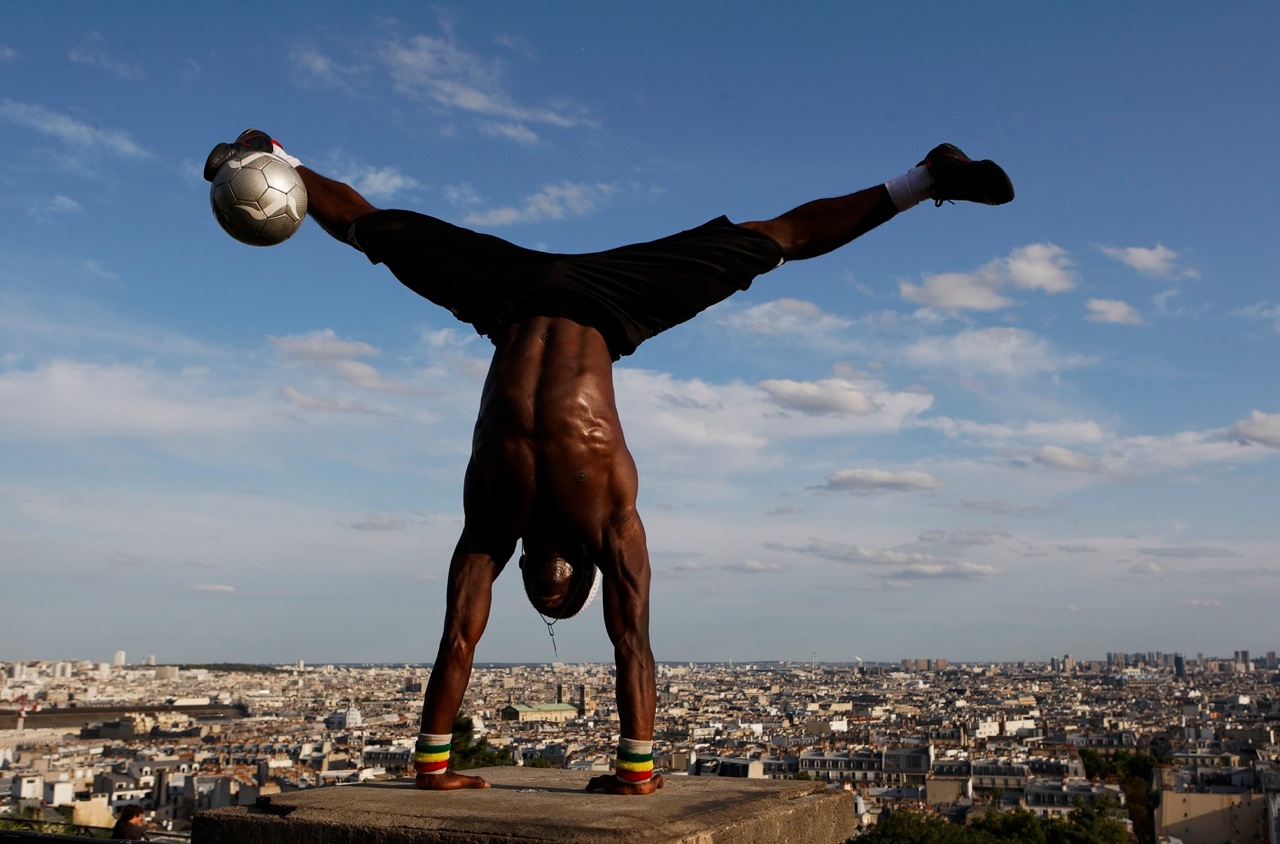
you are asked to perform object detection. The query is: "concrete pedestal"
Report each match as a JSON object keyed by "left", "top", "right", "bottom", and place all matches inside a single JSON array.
[{"left": 193, "top": 768, "right": 857, "bottom": 844}]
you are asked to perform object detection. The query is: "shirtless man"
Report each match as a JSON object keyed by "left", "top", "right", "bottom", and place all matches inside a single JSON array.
[{"left": 205, "top": 132, "right": 1012, "bottom": 795}]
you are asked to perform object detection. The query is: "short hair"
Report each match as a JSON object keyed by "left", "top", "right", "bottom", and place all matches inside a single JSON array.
[{"left": 118, "top": 805, "right": 144, "bottom": 822}]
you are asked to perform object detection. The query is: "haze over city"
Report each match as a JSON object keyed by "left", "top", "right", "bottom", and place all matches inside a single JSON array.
[{"left": 2, "top": 4, "right": 1278, "bottom": 664}]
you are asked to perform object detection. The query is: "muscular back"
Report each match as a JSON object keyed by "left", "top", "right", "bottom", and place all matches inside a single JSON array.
[{"left": 463, "top": 316, "right": 640, "bottom": 561}]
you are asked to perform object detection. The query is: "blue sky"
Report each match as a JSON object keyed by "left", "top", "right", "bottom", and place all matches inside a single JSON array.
[{"left": 2, "top": 4, "right": 1278, "bottom": 666}]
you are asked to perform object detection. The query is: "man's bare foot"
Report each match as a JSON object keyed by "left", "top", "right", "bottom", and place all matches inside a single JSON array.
[
  {"left": 416, "top": 771, "right": 490, "bottom": 790},
  {"left": 584, "top": 772, "right": 664, "bottom": 795}
]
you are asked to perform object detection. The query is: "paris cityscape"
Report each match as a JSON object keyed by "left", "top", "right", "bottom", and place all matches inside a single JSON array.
[{"left": 2, "top": 647, "right": 1278, "bottom": 842}]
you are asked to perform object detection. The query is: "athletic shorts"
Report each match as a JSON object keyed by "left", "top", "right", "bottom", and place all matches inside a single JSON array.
[{"left": 348, "top": 210, "right": 785, "bottom": 359}]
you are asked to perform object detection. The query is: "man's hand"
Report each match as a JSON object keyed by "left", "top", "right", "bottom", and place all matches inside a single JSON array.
[
  {"left": 585, "top": 772, "right": 664, "bottom": 795},
  {"left": 203, "top": 129, "right": 278, "bottom": 182},
  {"left": 415, "top": 771, "right": 491, "bottom": 790}
]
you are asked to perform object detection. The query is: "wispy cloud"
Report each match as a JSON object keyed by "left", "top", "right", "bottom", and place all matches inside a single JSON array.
[
  {"left": 352, "top": 514, "right": 407, "bottom": 531},
  {"left": 0, "top": 99, "right": 149, "bottom": 159},
  {"left": 813, "top": 468, "right": 943, "bottom": 494},
  {"left": 28, "top": 195, "right": 83, "bottom": 221},
  {"left": 189, "top": 584, "right": 235, "bottom": 594},
  {"left": 1100, "top": 243, "right": 1198, "bottom": 279},
  {"left": 1032, "top": 444, "right": 1102, "bottom": 473},
  {"left": 1235, "top": 302, "right": 1280, "bottom": 332},
  {"left": 335, "top": 162, "right": 422, "bottom": 201},
  {"left": 378, "top": 31, "right": 597, "bottom": 143},
  {"left": 1137, "top": 546, "right": 1239, "bottom": 560},
  {"left": 724, "top": 560, "right": 786, "bottom": 574},
  {"left": 461, "top": 181, "right": 616, "bottom": 226},
  {"left": 961, "top": 498, "right": 1041, "bottom": 516},
  {"left": 271, "top": 329, "right": 415, "bottom": 394},
  {"left": 69, "top": 33, "right": 143, "bottom": 80},
  {"left": 904, "top": 327, "right": 1086, "bottom": 379}
]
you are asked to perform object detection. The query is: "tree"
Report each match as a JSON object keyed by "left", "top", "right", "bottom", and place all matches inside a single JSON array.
[
  {"left": 856, "top": 809, "right": 967, "bottom": 844},
  {"left": 968, "top": 807, "right": 1047, "bottom": 844},
  {"left": 449, "top": 713, "right": 514, "bottom": 770}
]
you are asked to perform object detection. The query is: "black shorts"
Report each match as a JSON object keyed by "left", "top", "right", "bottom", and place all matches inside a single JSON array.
[{"left": 349, "top": 210, "right": 784, "bottom": 359}]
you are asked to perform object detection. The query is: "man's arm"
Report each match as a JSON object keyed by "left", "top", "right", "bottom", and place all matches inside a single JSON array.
[
  {"left": 416, "top": 534, "right": 505, "bottom": 791},
  {"left": 586, "top": 506, "right": 663, "bottom": 795}
]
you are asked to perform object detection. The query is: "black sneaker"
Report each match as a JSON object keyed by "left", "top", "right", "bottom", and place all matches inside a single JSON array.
[
  {"left": 919, "top": 143, "right": 1014, "bottom": 206},
  {"left": 203, "top": 128, "right": 277, "bottom": 182}
]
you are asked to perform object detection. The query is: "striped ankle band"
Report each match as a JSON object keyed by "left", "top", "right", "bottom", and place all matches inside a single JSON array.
[
  {"left": 414, "top": 732, "right": 451, "bottom": 776},
  {"left": 615, "top": 738, "right": 654, "bottom": 784}
]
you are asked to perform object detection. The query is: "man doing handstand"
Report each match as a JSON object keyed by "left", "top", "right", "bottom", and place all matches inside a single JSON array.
[{"left": 205, "top": 132, "right": 1012, "bottom": 795}]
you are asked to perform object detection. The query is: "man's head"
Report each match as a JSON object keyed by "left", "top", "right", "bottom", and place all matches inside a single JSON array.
[
  {"left": 118, "top": 805, "right": 145, "bottom": 824},
  {"left": 519, "top": 538, "right": 600, "bottom": 620}
]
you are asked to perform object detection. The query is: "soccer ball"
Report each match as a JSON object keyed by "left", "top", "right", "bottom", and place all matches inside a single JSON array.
[{"left": 209, "top": 150, "right": 308, "bottom": 246}]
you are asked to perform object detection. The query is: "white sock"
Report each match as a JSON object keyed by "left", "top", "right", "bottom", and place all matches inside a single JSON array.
[{"left": 884, "top": 165, "right": 933, "bottom": 211}]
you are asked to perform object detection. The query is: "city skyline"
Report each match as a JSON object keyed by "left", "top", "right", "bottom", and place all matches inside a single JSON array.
[
  {"left": 2, "top": 4, "right": 1279, "bottom": 664},
  {"left": 5, "top": 647, "right": 1277, "bottom": 672}
]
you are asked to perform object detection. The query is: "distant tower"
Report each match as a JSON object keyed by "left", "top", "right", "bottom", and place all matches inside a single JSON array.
[
  {"left": 145, "top": 655, "right": 156, "bottom": 667},
  {"left": 113, "top": 650, "right": 126, "bottom": 667}
]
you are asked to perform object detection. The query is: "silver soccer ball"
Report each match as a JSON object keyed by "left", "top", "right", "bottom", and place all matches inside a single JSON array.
[{"left": 209, "top": 150, "right": 308, "bottom": 246}]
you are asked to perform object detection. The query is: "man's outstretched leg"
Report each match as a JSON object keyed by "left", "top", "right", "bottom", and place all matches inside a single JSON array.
[{"left": 740, "top": 143, "right": 1013, "bottom": 261}]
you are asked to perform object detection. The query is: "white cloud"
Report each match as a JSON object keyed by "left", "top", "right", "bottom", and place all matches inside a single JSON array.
[
  {"left": 463, "top": 181, "right": 616, "bottom": 226},
  {"left": 1005, "top": 244, "right": 1076, "bottom": 293},
  {"left": 1182, "top": 598, "right": 1222, "bottom": 608},
  {"left": 918, "top": 528, "right": 1009, "bottom": 547},
  {"left": 69, "top": 34, "right": 143, "bottom": 80},
  {"left": 757, "top": 378, "right": 880, "bottom": 417},
  {"left": 1235, "top": 302, "right": 1280, "bottom": 332},
  {"left": 786, "top": 540, "right": 940, "bottom": 567},
  {"left": 290, "top": 45, "right": 361, "bottom": 94},
  {"left": 349, "top": 165, "right": 422, "bottom": 200},
  {"left": 352, "top": 514, "right": 407, "bottom": 531},
  {"left": 930, "top": 417, "right": 1109, "bottom": 446},
  {"left": 889, "top": 562, "right": 998, "bottom": 580},
  {"left": 899, "top": 243, "right": 1074, "bottom": 311},
  {"left": 814, "top": 468, "right": 944, "bottom": 494},
  {"left": 271, "top": 330, "right": 415, "bottom": 394},
  {"left": 28, "top": 195, "right": 83, "bottom": 221},
  {"left": 0, "top": 99, "right": 149, "bottom": 158},
  {"left": 723, "top": 298, "right": 853, "bottom": 341},
  {"left": 188, "top": 584, "right": 236, "bottom": 594},
  {"left": 724, "top": 560, "right": 786, "bottom": 574},
  {"left": 1087, "top": 298, "right": 1142, "bottom": 325},
  {"left": 1033, "top": 445, "right": 1101, "bottom": 473},
  {"left": 1100, "top": 243, "right": 1197, "bottom": 278},
  {"left": 903, "top": 327, "right": 1083, "bottom": 378},
  {"left": 480, "top": 121, "right": 542, "bottom": 145},
  {"left": 900, "top": 269, "right": 1011, "bottom": 311},
  {"left": 1231, "top": 410, "right": 1280, "bottom": 447},
  {"left": 961, "top": 499, "right": 1041, "bottom": 516},
  {"left": 0, "top": 360, "right": 266, "bottom": 440},
  {"left": 379, "top": 33, "right": 596, "bottom": 138},
  {"left": 279, "top": 386, "right": 369, "bottom": 414},
  {"left": 1137, "top": 546, "right": 1238, "bottom": 560},
  {"left": 272, "top": 330, "right": 377, "bottom": 362}
]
